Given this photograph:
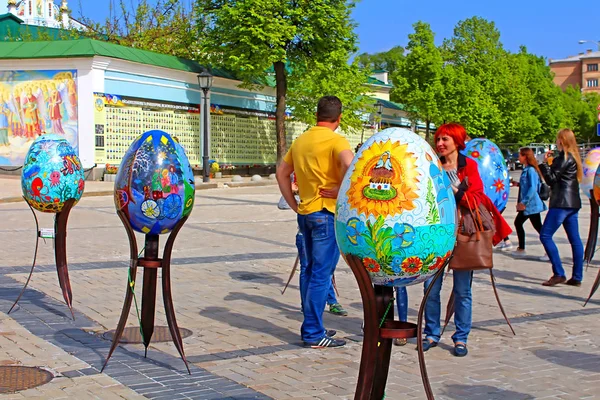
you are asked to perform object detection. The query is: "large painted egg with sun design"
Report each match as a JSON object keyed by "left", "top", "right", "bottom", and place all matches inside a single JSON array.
[
  {"left": 582, "top": 148, "right": 600, "bottom": 199},
  {"left": 335, "top": 128, "right": 457, "bottom": 287},
  {"left": 21, "top": 134, "right": 85, "bottom": 213},
  {"left": 114, "top": 130, "right": 195, "bottom": 235},
  {"left": 592, "top": 158, "right": 600, "bottom": 205},
  {"left": 463, "top": 139, "right": 510, "bottom": 212}
]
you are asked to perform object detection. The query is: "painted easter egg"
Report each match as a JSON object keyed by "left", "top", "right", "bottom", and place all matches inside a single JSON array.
[
  {"left": 21, "top": 134, "right": 85, "bottom": 213},
  {"left": 593, "top": 161, "right": 600, "bottom": 205},
  {"left": 582, "top": 148, "right": 600, "bottom": 198},
  {"left": 114, "top": 130, "right": 195, "bottom": 235},
  {"left": 463, "top": 139, "right": 510, "bottom": 212},
  {"left": 335, "top": 127, "right": 457, "bottom": 287}
]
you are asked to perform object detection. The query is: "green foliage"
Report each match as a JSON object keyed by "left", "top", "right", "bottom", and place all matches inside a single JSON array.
[
  {"left": 391, "top": 21, "right": 443, "bottom": 141},
  {"left": 76, "top": 0, "right": 199, "bottom": 59},
  {"left": 356, "top": 45, "right": 405, "bottom": 75},
  {"left": 196, "top": 0, "right": 368, "bottom": 162}
]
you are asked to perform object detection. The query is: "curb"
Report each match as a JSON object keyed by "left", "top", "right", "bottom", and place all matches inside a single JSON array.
[{"left": 0, "top": 181, "right": 277, "bottom": 204}]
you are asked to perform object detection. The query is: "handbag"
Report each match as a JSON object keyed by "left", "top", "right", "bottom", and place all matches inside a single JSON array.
[
  {"left": 449, "top": 195, "right": 494, "bottom": 270},
  {"left": 538, "top": 181, "right": 550, "bottom": 201}
]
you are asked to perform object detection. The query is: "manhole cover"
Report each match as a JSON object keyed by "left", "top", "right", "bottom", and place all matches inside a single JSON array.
[
  {"left": 0, "top": 366, "right": 53, "bottom": 394},
  {"left": 103, "top": 326, "right": 192, "bottom": 343}
]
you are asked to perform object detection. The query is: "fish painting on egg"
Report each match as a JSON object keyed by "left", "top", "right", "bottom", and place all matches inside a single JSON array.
[
  {"left": 21, "top": 134, "right": 85, "bottom": 213},
  {"left": 463, "top": 139, "right": 510, "bottom": 212},
  {"left": 114, "top": 130, "right": 195, "bottom": 235},
  {"left": 335, "top": 128, "right": 457, "bottom": 287}
]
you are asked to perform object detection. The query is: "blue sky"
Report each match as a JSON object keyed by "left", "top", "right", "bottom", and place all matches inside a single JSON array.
[{"left": 66, "top": 0, "right": 599, "bottom": 60}]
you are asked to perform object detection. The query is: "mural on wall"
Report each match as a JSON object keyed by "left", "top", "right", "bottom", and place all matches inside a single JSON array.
[{"left": 0, "top": 70, "right": 78, "bottom": 166}]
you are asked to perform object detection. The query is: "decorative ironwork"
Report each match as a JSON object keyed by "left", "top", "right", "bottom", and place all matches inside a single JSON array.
[{"left": 103, "top": 326, "right": 192, "bottom": 343}]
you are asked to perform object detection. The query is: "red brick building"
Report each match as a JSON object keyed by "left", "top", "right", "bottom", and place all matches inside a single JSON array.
[{"left": 549, "top": 49, "right": 600, "bottom": 93}]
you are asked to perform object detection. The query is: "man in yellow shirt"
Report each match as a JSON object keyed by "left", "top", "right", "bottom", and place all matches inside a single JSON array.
[{"left": 276, "top": 96, "right": 354, "bottom": 348}]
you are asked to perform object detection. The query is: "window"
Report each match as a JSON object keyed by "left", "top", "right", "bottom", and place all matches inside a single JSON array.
[
  {"left": 588, "top": 64, "right": 598, "bottom": 72},
  {"left": 587, "top": 79, "right": 599, "bottom": 88},
  {"left": 49, "top": 3, "right": 52, "bottom": 16}
]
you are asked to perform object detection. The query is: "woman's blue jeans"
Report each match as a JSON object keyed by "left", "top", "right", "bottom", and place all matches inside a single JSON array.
[
  {"left": 423, "top": 269, "right": 473, "bottom": 344},
  {"left": 540, "top": 208, "right": 584, "bottom": 281},
  {"left": 296, "top": 210, "right": 340, "bottom": 342}
]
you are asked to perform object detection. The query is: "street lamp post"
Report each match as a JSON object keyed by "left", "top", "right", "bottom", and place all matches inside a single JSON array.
[
  {"left": 579, "top": 40, "right": 600, "bottom": 51},
  {"left": 197, "top": 70, "right": 213, "bottom": 183},
  {"left": 375, "top": 102, "right": 384, "bottom": 132}
]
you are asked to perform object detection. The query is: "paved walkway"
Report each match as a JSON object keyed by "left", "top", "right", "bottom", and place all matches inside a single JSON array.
[{"left": 1, "top": 185, "right": 599, "bottom": 399}]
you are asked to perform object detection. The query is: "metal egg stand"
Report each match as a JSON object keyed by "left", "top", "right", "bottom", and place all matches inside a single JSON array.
[
  {"left": 101, "top": 211, "right": 191, "bottom": 373},
  {"left": 584, "top": 189, "right": 600, "bottom": 306},
  {"left": 9, "top": 198, "right": 77, "bottom": 320}
]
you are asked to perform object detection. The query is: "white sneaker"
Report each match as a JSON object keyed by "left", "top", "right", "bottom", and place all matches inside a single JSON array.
[
  {"left": 539, "top": 254, "right": 549, "bottom": 261},
  {"left": 512, "top": 249, "right": 527, "bottom": 257},
  {"left": 496, "top": 241, "right": 513, "bottom": 251}
]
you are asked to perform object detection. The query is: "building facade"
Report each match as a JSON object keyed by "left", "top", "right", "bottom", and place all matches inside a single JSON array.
[{"left": 549, "top": 49, "right": 600, "bottom": 93}]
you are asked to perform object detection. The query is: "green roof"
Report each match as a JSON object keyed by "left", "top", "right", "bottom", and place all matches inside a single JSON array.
[
  {"left": 0, "top": 38, "right": 237, "bottom": 79},
  {"left": 367, "top": 76, "right": 392, "bottom": 87},
  {"left": 373, "top": 98, "right": 405, "bottom": 111}
]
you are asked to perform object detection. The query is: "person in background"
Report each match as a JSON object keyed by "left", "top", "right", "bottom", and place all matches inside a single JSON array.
[
  {"left": 513, "top": 148, "right": 547, "bottom": 257},
  {"left": 422, "top": 123, "right": 511, "bottom": 357},
  {"left": 393, "top": 286, "right": 408, "bottom": 346},
  {"left": 276, "top": 96, "right": 354, "bottom": 348},
  {"left": 539, "top": 129, "right": 584, "bottom": 287}
]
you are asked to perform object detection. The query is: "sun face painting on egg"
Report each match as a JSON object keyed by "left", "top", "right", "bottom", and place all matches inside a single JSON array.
[{"left": 335, "top": 128, "right": 457, "bottom": 287}]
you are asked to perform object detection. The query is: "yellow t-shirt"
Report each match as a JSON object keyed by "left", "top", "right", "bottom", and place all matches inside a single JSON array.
[{"left": 283, "top": 126, "right": 351, "bottom": 215}]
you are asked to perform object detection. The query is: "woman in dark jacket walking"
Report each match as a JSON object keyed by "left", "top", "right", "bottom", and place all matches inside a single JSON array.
[{"left": 539, "top": 129, "right": 584, "bottom": 287}]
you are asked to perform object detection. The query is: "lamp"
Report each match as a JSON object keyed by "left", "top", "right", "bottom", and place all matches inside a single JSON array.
[
  {"left": 197, "top": 70, "right": 213, "bottom": 183},
  {"left": 375, "top": 102, "right": 384, "bottom": 132},
  {"left": 579, "top": 40, "right": 600, "bottom": 51}
]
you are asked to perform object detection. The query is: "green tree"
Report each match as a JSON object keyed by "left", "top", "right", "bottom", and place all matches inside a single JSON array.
[
  {"left": 440, "top": 17, "right": 509, "bottom": 141},
  {"left": 196, "top": 0, "right": 368, "bottom": 163},
  {"left": 76, "top": 0, "right": 199, "bottom": 59},
  {"left": 391, "top": 22, "right": 443, "bottom": 142},
  {"left": 561, "top": 86, "right": 600, "bottom": 141},
  {"left": 356, "top": 46, "right": 405, "bottom": 75}
]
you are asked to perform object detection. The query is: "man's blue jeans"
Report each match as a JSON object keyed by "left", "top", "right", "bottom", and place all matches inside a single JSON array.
[
  {"left": 297, "top": 232, "right": 338, "bottom": 308},
  {"left": 296, "top": 210, "right": 340, "bottom": 342},
  {"left": 540, "top": 207, "right": 584, "bottom": 281},
  {"left": 423, "top": 269, "right": 473, "bottom": 344},
  {"left": 395, "top": 287, "right": 408, "bottom": 322}
]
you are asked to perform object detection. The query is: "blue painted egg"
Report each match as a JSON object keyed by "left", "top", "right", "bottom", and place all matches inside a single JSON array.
[
  {"left": 21, "top": 134, "right": 85, "bottom": 213},
  {"left": 335, "top": 128, "right": 457, "bottom": 287},
  {"left": 582, "top": 148, "right": 600, "bottom": 198},
  {"left": 463, "top": 139, "right": 510, "bottom": 211},
  {"left": 114, "top": 130, "right": 195, "bottom": 235}
]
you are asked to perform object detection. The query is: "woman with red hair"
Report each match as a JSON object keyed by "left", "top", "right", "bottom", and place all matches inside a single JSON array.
[{"left": 419, "top": 123, "right": 511, "bottom": 357}]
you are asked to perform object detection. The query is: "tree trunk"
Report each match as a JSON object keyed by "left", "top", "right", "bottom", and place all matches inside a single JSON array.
[
  {"left": 425, "top": 119, "right": 431, "bottom": 143},
  {"left": 274, "top": 61, "right": 287, "bottom": 165}
]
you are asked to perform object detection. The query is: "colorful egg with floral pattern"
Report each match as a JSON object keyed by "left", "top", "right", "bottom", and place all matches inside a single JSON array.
[
  {"left": 592, "top": 159, "right": 600, "bottom": 204},
  {"left": 114, "top": 130, "right": 195, "bottom": 235},
  {"left": 335, "top": 128, "right": 457, "bottom": 287},
  {"left": 463, "top": 139, "right": 510, "bottom": 211},
  {"left": 21, "top": 134, "right": 85, "bottom": 213},
  {"left": 582, "top": 148, "right": 600, "bottom": 198}
]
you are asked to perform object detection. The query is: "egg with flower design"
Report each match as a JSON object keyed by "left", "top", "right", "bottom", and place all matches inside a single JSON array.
[
  {"left": 463, "top": 139, "right": 510, "bottom": 211},
  {"left": 114, "top": 130, "right": 195, "bottom": 235},
  {"left": 582, "top": 148, "right": 600, "bottom": 198},
  {"left": 335, "top": 128, "right": 457, "bottom": 287},
  {"left": 21, "top": 134, "right": 85, "bottom": 213}
]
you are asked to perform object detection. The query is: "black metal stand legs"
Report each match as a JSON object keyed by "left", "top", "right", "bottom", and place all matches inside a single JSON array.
[
  {"left": 102, "top": 211, "right": 191, "bottom": 374},
  {"left": 345, "top": 254, "right": 448, "bottom": 400},
  {"left": 9, "top": 198, "right": 76, "bottom": 319}
]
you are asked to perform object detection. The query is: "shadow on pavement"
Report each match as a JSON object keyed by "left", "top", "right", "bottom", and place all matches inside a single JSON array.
[
  {"left": 533, "top": 349, "right": 600, "bottom": 373},
  {"left": 441, "top": 384, "right": 534, "bottom": 400}
]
